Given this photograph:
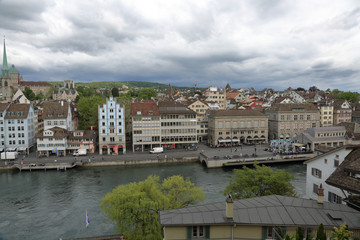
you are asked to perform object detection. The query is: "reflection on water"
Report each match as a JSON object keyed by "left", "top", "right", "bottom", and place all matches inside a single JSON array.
[{"left": 0, "top": 162, "right": 306, "bottom": 240}]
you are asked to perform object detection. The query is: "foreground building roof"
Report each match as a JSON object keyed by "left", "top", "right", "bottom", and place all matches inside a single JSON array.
[{"left": 159, "top": 195, "right": 360, "bottom": 229}]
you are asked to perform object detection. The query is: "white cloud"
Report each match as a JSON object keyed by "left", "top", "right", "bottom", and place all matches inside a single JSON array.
[{"left": 0, "top": 0, "right": 360, "bottom": 90}]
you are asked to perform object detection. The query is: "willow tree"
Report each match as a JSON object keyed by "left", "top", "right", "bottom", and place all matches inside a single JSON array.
[{"left": 100, "top": 175, "right": 204, "bottom": 240}]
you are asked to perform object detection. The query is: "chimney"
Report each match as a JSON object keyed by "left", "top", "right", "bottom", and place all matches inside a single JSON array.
[
  {"left": 226, "top": 194, "right": 234, "bottom": 219},
  {"left": 317, "top": 184, "right": 324, "bottom": 204}
]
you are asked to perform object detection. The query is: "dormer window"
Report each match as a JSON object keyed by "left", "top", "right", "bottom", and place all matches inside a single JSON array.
[
  {"left": 148, "top": 110, "right": 153, "bottom": 115},
  {"left": 137, "top": 111, "right": 141, "bottom": 115}
]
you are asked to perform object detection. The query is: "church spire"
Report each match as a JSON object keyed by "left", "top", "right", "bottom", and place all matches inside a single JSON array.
[{"left": 2, "top": 35, "right": 9, "bottom": 77}]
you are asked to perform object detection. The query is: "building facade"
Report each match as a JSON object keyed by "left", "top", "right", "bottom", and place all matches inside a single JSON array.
[
  {"left": 319, "top": 104, "right": 334, "bottom": 127},
  {"left": 67, "top": 130, "right": 97, "bottom": 154},
  {"left": 131, "top": 101, "right": 161, "bottom": 152},
  {"left": 208, "top": 109, "right": 268, "bottom": 147},
  {"left": 187, "top": 100, "right": 209, "bottom": 142},
  {"left": 204, "top": 86, "right": 226, "bottom": 109},
  {"left": 98, "top": 97, "right": 126, "bottom": 155},
  {"left": 159, "top": 101, "right": 197, "bottom": 149},
  {"left": 266, "top": 103, "right": 320, "bottom": 140},
  {"left": 41, "top": 101, "right": 73, "bottom": 131},
  {"left": 36, "top": 127, "right": 68, "bottom": 157},
  {"left": 333, "top": 100, "right": 352, "bottom": 125}
]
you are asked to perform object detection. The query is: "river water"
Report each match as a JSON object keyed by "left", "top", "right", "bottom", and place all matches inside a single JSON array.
[{"left": 0, "top": 162, "right": 306, "bottom": 240}]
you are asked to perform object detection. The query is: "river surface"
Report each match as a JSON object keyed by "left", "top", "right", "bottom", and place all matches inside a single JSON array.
[{"left": 0, "top": 162, "right": 306, "bottom": 240}]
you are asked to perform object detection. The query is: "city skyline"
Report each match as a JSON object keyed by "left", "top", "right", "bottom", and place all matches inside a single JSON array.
[{"left": 1, "top": 0, "right": 360, "bottom": 91}]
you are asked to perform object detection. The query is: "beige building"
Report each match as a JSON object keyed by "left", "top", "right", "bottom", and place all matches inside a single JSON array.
[
  {"left": 266, "top": 103, "right": 320, "bottom": 140},
  {"left": 158, "top": 101, "right": 197, "bottom": 149},
  {"left": 208, "top": 109, "right": 268, "bottom": 146},
  {"left": 52, "top": 89, "right": 78, "bottom": 102},
  {"left": 159, "top": 195, "right": 360, "bottom": 240},
  {"left": 333, "top": 99, "right": 352, "bottom": 125},
  {"left": 19, "top": 81, "right": 51, "bottom": 96},
  {"left": 319, "top": 104, "right": 333, "bottom": 127},
  {"left": 187, "top": 100, "right": 209, "bottom": 142},
  {"left": 204, "top": 86, "right": 226, "bottom": 109},
  {"left": 131, "top": 101, "right": 161, "bottom": 152}
]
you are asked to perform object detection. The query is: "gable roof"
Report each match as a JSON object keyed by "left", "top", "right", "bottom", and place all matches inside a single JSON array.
[
  {"left": 131, "top": 101, "right": 159, "bottom": 116},
  {"left": 4, "top": 103, "right": 31, "bottom": 119},
  {"left": 326, "top": 147, "right": 360, "bottom": 194},
  {"left": 159, "top": 195, "right": 360, "bottom": 229},
  {"left": 0, "top": 103, "right": 9, "bottom": 112},
  {"left": 41, "top": 101, "right": 70, "bottom": 119}
]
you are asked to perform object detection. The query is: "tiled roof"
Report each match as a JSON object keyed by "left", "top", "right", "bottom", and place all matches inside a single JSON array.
[
  {"left": 159, "top": 195, "right": 360, "bottom": 229},
  {"left": 4, "top": 103, "right": 30, "bottom": 119},
  {"left": 0, "top": 103, "right": 9, "bottom": 112},
  {"left": 68, "top": 130, "right": 97, "bottom": 140},
  {"left": 158, "top": 101, "right": 196, "bottom": 114},
  {"left": 326, "top": 147, "right": 360, "bottom": 194},
  {"left": 209, "top": 109, "right": 266, "bottom": 117},
  {"left": 35, "top": 127, "right": 69, "bottom": 138},
  {"left": 268, "top": 103, "right": 319, "bottom": 112},
  {"left": 20, "top": 81, "right": 51, "bottom": 87},
  {"left": 131, "top": 101, "right": 160, "bottom": 116},
  {"left": 41, "top": 101, "right": 69, "bottom": 119}
]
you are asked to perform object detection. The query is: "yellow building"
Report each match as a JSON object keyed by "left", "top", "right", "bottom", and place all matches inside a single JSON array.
[
  {"left": 187, "top": 100, "right": 210, "bottom": 142},
  {"left": 319, "top": 104, "right": 334, "bottom": 127},
  {"left": 160, "top": 195, "right": 360, "bottom": 240},
  {"left": 204, "top": 86, "right": 226, "bottom": 110}
]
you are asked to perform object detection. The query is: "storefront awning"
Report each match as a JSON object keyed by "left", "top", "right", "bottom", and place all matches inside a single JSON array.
[
  {"left": 18, "top": 147, "right": 27, "bottom": 151},
  {"left": 293, "top": 143, "right": 305, "bottom": 147},
  {"left": 7, "top": 147, "right": 17, "bottom": 151},
  {"left": 218, "top": 139, "right": 231, "bottom": 143},
  {"left": 0, "top": 147, "right": 4, "bottom": 151}
]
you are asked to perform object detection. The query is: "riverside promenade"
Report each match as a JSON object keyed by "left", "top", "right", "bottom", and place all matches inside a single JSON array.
[{"left": 0, "top": 143, "right": 312, "bottom": 171}]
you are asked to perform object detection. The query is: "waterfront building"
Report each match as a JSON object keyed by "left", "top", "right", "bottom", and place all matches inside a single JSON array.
[
  {"left": 333, "top": 99, "right": 352, "bottom": 125},
  {"left": 186, "top": 100, "right": 209, "bottom": 142},
  {"left": 67, "top": 130, "right": 97, "bottom": 154},
  {"left": 0, "top": 103, "right": 9, "bottom": 153},
  {"left": 159, "top": 194, "right": 360, "bottom": 240},
  {"left": 304, "top": 146, "right": 353, "bottom": 204},
  {"left": 98, "top": 97, "right": 126, "bottom": 155},
  {"left": 41, "top": 101, "right": 73, "bottom": 131},
  {"left": 207, "top": 109, "right": 268, "bottom": 146},
  {"left": 159, "top": 101, "right": 197, "bottom": 149},
  {"left": 204, "top": 86, "right": 226, "bottom": 109},
  {"left": 265, "top": 103, "right": 320, "bottom": 140},
  {"left": 131, "top": 100, "right": 161, "bottom": 152},
  {"left": 319, "top": 104, "right": 334, "bottom": 127},
  {"left": 36, "top": 127, "right": 68, "bottom": 157},
  {"left": 294, "top": 126, "right": 346, "bottom": 151},
  {"left": 3, "top": 103, "right": 35, "bottom": 154}
]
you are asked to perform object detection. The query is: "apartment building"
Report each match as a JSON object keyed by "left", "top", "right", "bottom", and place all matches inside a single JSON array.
[
  {"left": 266, "top": 103, "right": 320, "bottom": 140},
  {"left": 41, "top": 101, "right": 73, "bottom": 131},
  {"left": 204, "top": 86, "right": 226, "bottom": 109},
  {"left": 158, "top": 101, "right": 197, "bottom": 149},
  {"left": 67, "top": 130, "right": 97, "bottom": 154},
  {"left": 0, "top": 103, "right": 9, "bottom": 153},
  {"left": 207, "top": 109, "right": 268, "bottom": 147},
  {"left": 131, "top": 101, "right": 161, "bottom": 152},
  {"left": 187, "top": 100, "right": 209, "bottom": 142},
  {"left": 98, "top": 97, "right": 126, "bottom": 155},
  {"left": 36, "top": 127, "right": 68, "bottom": 157},
  {"left": 333, "top": 99, "right": 352, "bottom": 125},
  {"left": 3, "top": 103, "right": 35, "bottom": 154},
  {"left": 319, "top": 104, "right": 334, "bottom": 127}
]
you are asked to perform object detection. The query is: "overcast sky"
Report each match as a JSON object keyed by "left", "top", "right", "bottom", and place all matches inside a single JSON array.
[{"left": 1, "top": 0, "right": 360, "bottom": 91}]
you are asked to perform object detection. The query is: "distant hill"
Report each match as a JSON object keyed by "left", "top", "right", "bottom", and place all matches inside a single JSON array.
[{"left": 48, "top": 81, "right": 204, "bottom": 92}]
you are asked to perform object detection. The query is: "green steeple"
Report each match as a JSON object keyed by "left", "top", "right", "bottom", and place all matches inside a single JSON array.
[{"left": 2, "top": 36, "right": 9, "bottom": 77}]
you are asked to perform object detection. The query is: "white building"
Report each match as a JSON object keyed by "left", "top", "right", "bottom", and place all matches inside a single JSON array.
[
  {"left": 41, "top": 101, "right": 73, "bottom": 131},
  {"left": 2, "top": 103, "right": 35, "bottom": 155},
  {"left": 98, "top": 97, "right": 126, "bottom": 155},
  {"left": 304, "top": 146, "right": 353, "bottom": 204},
  {"left": 36, "top": 127, "right": 68, "bottom": 157},
  {"left": 0, "top": 103, "right": 9, "bottom": 153}
]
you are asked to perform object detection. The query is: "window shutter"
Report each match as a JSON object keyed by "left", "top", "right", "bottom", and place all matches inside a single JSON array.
[
  {"left": 205, "top": 226, "right": 210, "bottom": 239},
  {"left": 187, "top": 226, "right": 192, "bottom": 240},
  {"left": 262, "top": 226, "right": 268, "bottom": 240}
]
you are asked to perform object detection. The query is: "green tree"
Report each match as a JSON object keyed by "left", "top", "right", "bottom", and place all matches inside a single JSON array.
[
  {"left": 35, "top": 92, "right": 45, "bottom": 100},
  {"left": 331, "top": 89, "right": 342, "bottom": 95},
  {"left": 77, "top": 96, "right": 106, "bottom": 130},
  {"left": 316, "top": 223, "right": 327, "bottom": 240},
  {"left": 138, "top": 88, "right": 157, "bottom": 100},
  {"left": 23, "top": 86, "right": 36, "bottom": 101},
  {"left": 46, "top": 86, "right": 57, "bottom": 99},
  {"left": 296, "top": 227, "right": 304, "bottom": 240},
  {"left": 111, "top": 87, "right": 119, "bottom": 97},
  {"left": 336, "top": 92, "right": 359, "bottom": 103},
  {"left": 100, "top": 175, "right": 204, "bottom": 240},
  {"left": 223, "top": 164, "right": 296, "bottom": 199},
  {"left": 331, "top": 223, "right": 351, "bottom": 240}
]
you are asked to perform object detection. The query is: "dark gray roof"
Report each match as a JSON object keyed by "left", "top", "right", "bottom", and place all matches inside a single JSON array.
[{"left": 159, "top": 195, "right": 360, "bottom": 229}]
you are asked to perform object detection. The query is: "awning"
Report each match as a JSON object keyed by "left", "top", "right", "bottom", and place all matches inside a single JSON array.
[
  {"left": 7, "top": 147, "right": 17, "bottom": 151},
  {"left": 232, "top": 139, "right": 240, "bottom": 142},
  {"left": 218, "top": 139, "right": 231, "bottom": 143},
  {"left": 293, "top": 143, "right": 305, "bottom": 147},
  {"left": 0, "top": 147, "right": 3, "bottom": 151},
  {"left": 18, "top": 147, "right": 27, "bottom": 151}
]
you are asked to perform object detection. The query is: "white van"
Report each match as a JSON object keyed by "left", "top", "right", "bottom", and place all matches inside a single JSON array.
[{"left": 150, "top": 147, "right": 164, "bottom": 154}]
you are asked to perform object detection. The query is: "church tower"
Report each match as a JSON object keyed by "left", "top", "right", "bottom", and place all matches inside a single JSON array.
[{"left": 1, "top": 37, "right": 23, "bottom": 102}]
